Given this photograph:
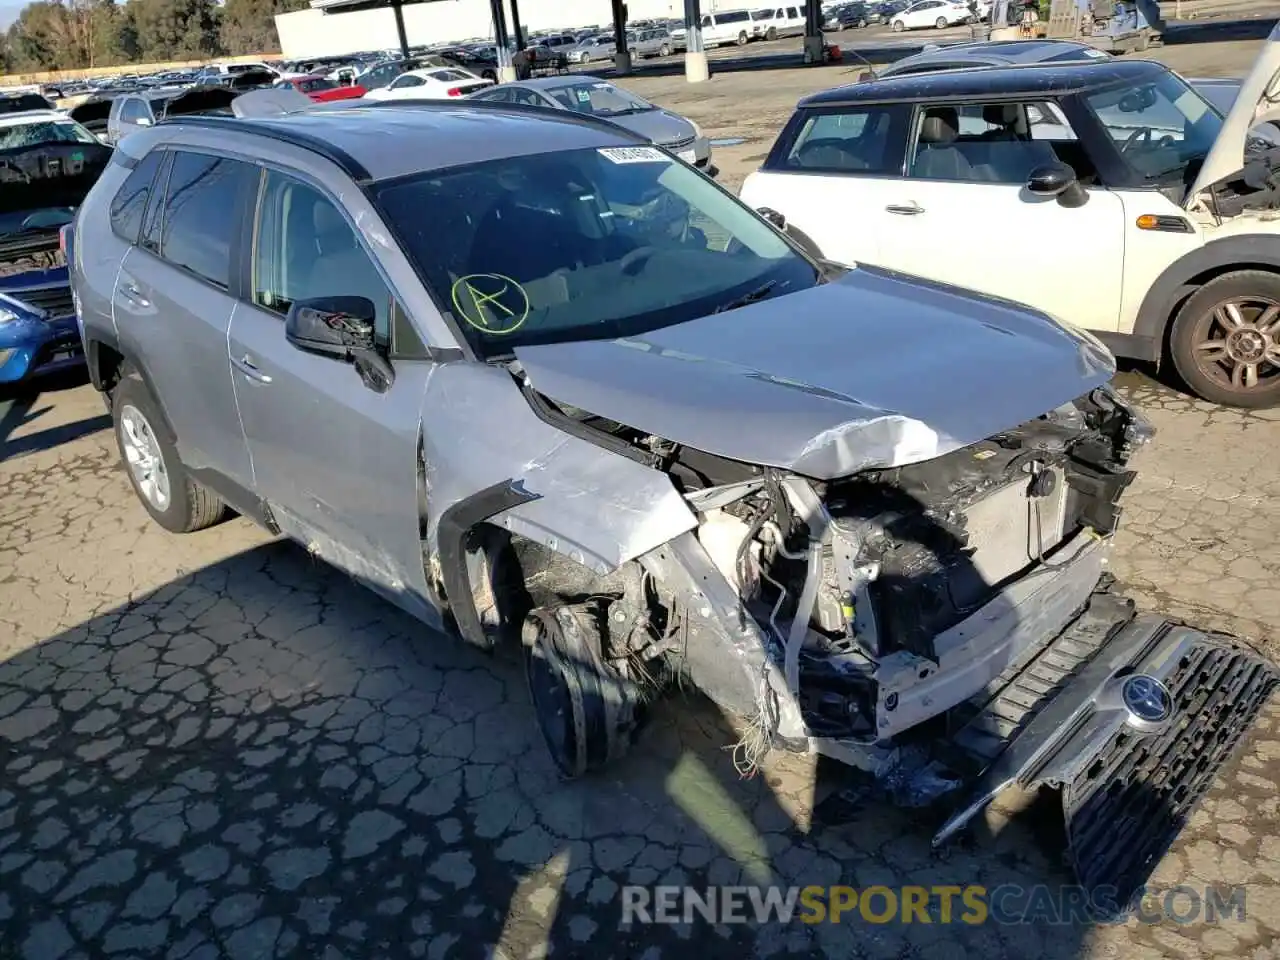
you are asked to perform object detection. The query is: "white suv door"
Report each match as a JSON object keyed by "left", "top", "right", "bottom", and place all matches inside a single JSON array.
[
  {"left": 739, "top": 102, "right": 914, "bottom": 268},
  {"left": 874, "top": 101, "right": 1127, "bottom": 333}
]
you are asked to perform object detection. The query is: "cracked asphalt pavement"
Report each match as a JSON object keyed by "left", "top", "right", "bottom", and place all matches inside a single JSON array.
[{"left": 5, "top": 33, "right": 1280, "bottom": 960}]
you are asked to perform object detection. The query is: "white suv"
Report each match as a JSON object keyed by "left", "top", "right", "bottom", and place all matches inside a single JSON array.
[{"left": 740, "top": 30, "right": 1280, "bottom": 407}]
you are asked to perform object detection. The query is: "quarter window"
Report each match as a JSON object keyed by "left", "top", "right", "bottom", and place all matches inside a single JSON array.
[
  {"left": 156, "top": 151, "right": 254, "bottom": 289},
  {"left": 781, "top": 105, "right": 910, "bottom": 174},
  {"left": 119, "top": 98, "right": 149, "bottom": 124},
  {"left": 108, "top": 149, "right": 163, "bottom": 243},
  {"left": 252, "top": 170, "right": 396, "bottom": 344}
]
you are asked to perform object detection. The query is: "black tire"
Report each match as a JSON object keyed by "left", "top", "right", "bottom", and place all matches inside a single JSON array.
[
  {"left": 935, "top": 15, "right": 949, "bottom": 27},
  {"left": 524, "top": 604, "right": 643, "bottom": 779},
  {"left": 1169, "top": 270, "right": 1280, "bottom": 408},
  {"left": 737, "top": 30, "right": 749, "bottom": 45},
  {"left": 892, "top": 19, "right": 906, "bottom": 31},
  {"left": 766, "top": 26, "right": 777, "bottom": 40},
  {"left": 659, "top": 43, "right": 670, "bottom": 56},
  {"left": 859, "top": 17, "right": 868, "bottom": 27},
  {"left": 111, "top": 366, "right": 226, "bottom": 533}
]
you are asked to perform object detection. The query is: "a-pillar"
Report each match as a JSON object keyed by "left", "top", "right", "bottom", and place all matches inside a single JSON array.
[
  {"left": 611, "top": 0, "right": 632, "bottom": 75},
  {"left": 803, "top": 0, "right": 825, "bottom": 62},
  {"left": 683, "top": 0, "right": 709, "bottom": 82},
  {"left": 489, "top": 0, "right": 516, "bottom": 82}
]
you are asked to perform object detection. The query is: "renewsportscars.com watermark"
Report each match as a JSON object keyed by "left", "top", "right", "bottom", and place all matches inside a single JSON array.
[{"left": 620, "top": 884, "right": 1248, "bottom": 926}]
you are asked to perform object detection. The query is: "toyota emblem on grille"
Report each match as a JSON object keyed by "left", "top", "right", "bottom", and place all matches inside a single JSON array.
[{"left": 1122, "top": 674, "right": 1172, "bottom": 725}]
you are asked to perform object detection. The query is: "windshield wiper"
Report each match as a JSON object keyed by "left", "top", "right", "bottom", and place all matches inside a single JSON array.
[{"left": 713, "top": 281, "right": 778, "bottom": 314}]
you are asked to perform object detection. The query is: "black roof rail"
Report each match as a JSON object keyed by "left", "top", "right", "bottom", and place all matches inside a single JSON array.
[
  {"left": 153, "top": 113, "right": 373, "bottom": 182},
  {"left": 354, "top": 97, "right": 650, "bottom": 143}
]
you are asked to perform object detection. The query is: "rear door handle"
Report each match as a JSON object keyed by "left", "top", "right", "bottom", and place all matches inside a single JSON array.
[
  {"left": 232, "top": 353, "right": 272, "bottom": 384},
  {"left": 886, "top": 203, "right": 925, "bottom": 216},
  {"left": 117, "top": 281, "right": 151, "bottom": 308}
]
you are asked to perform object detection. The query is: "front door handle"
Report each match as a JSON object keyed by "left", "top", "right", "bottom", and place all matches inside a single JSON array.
[
  {"left": 117, "top": 281, "right": 151, "bottom": 308},
  {"left": 886, "top": 202, "right": 925, "bottom": 216},
  {"left": 232, "top": 353, "right": 272, "bottom": 384}
]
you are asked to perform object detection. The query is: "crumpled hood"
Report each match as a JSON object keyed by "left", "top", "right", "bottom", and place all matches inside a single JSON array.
[
  {"left": 1187, "top": 21, "right": 1280, "bottom": 202},
  {"left": 514, "top": 265, "right": 1116, "bottom": 480}
]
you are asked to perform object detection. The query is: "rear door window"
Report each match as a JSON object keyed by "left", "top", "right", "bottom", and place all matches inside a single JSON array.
[
  {"left": 108, "top": 149, "right": 164, "bottom": 243},
  {"left": 153, "top": 151, "right": 256, "bottom": 289},
  {"left": 779, "top": 105, "right": 911, "bottom": 175}
]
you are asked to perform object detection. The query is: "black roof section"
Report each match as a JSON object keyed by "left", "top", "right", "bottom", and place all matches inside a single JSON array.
[{"left": 800, "top": 58, "right": 1170, "bottom": 107}]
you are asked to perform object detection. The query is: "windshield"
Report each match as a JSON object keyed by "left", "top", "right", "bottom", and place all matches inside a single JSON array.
[
  {"left": 547, "top": 81, "right": 653, "bottom": 117},
  {"left": 372, "top": 145, "right": 818, "bottom": 357},
  {"left": 0, "top": 120, "right": 99, "bottom": 150},
  {"left": 1084, "top": 73, "right": 1222, "bottom": 182}
]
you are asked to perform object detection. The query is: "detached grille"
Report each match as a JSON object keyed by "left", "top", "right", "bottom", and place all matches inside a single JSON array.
[{"left": 1064, "top": 638, "right": 1278, "bottom": 917}]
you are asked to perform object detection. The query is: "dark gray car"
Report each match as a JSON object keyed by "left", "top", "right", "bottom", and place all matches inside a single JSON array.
[
  {"left": 66, "top": 99, "right": 1275, "bottom": 910},
  {"left": 469, "top": 76, "right": 713, "bottom": 171}
]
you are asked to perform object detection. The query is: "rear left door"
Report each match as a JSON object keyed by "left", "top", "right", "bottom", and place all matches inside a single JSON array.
[{"left": 739, "top": 102, "right": 913, "bottom": 267}]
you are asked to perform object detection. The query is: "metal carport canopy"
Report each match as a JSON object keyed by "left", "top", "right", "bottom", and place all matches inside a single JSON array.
[{"left": 308, "top": 0, "right": 828, "bottom": 83}]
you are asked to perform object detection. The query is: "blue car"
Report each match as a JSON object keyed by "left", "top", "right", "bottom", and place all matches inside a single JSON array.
[{"left": 0, "top": 110, "right": 111, "bottom": 386}]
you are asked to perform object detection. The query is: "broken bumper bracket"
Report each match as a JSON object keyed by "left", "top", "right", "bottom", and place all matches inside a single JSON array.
[{"left": 934, "top": 591, "right": 1278, "bottom": 917}]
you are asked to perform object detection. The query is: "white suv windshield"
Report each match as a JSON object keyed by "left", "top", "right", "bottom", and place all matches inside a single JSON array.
[{"left": 372, "top": 146, "right": 817, "bottom": 356}]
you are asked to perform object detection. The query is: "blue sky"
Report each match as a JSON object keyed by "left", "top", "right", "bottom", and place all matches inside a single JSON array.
[{"left": 0, "top": 2, "right": 24, "bottom": 29}]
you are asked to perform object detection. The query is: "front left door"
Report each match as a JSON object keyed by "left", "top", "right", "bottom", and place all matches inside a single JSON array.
[
  {"left": 227, "top": 167, "right": 438, "bottom": 620},
  {"left": 875, "top": 100, "right": 1126, "bottom": 334}
]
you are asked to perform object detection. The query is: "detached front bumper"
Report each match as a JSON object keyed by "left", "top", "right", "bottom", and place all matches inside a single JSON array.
[{"left": 936, "top": 587, "right": 1278, "bottom": 917}]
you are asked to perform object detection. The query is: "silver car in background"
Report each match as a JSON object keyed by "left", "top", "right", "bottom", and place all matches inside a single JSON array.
[
  {"left": 469, "top": 76, "right": 714, "bottom": 172},
  {"left": 566, "top": 34, "right": 618, "bottom": 63}
]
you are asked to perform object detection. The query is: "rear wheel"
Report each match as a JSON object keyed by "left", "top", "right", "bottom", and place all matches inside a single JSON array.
[
  {"left": 1169, "top": 270, "right": 1280, "bottom": 408},
  {"left": 737, "top": 30, "right": 750, "bottom": 44},
  {"left": 935, "top": 15, "right": 949, "bottom": 27},
  {"left": 892, "top": 18, "right": 906, "bottom": 30},
  {"left": 660, "top": 43, "right": 670, "bottom": 56},
  {"left": 111, "top": 367, "right": 226, "bottom": 533}
]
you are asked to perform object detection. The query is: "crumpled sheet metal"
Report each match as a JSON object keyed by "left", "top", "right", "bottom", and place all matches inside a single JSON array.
[
  {"left": 418, "top": 362, "right": 696, "bottom": 574},
  {"left": 515, "top": 265, "right": 1118, "bottom": 480}
]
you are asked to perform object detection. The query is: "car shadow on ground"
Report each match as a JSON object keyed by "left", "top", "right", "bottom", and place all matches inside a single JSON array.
[
  {"left": 0, "top": 370, "right": 110, "bottom": 463},
  {"left": 0, "top": 522, "right": 1109, "bottom": 957}
]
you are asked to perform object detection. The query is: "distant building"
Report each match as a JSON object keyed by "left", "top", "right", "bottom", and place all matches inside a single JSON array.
[{"left": 275, "top": 0, "right": 701, "bottom": 58}]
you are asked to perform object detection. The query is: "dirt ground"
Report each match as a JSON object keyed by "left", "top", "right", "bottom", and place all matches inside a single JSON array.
[{"left": 3, "top": 23, "right": 1280, "bottom": 960}]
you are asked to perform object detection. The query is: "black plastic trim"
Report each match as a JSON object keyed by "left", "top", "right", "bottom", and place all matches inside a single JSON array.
[
  {"left": 187, "top": 466, "right": 279, "bottom": 533},
  {"left": 1092, "top": 330, "right": 1159, "bottom": 363},
  {"left": 1132, "top": 235, "right": 1280, "bottom": 346},
  {"left": 156, "top": 115, "right": 373, "bottom": 183},
  {"left": 437, "top": 479, "right": 541, "bottom": 650}
]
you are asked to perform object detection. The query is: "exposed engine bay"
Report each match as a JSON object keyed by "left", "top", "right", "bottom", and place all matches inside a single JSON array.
[{"left": 517, "top": 381, "right": 1148, "bottom": 752}]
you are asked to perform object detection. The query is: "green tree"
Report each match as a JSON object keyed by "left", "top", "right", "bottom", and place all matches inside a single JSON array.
[
  {"left": 130, "top": 0, "right": 222, "bottom": 61},
  {"left": 219, "top": 0, "right": 304, "bottom": 55}
]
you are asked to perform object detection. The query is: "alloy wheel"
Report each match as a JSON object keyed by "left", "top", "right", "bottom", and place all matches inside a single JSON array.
[
  {"left": 1191, "top": 296, "right": 1280, "bottom": 393},
  {"left": 119, "top": 404, "right": 171, "bottom": 512}
]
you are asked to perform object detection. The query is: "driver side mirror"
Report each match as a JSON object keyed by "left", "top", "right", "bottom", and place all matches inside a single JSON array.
[
  {"left": 284, "top": 295, "right": 394, "bottom": 392},
  {"left": 1026, "top": 162, "right": 1089, "bottom": 209}
]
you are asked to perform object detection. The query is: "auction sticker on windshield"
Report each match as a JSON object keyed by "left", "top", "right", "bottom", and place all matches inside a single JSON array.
[{"left": 599, "top": 146, "right": 672, "bottom": 164}]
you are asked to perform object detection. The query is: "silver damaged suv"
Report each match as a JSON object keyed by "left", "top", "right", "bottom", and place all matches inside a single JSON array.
[{"left": 70, "top": 99, "right": 1277, "bottom": 913}]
